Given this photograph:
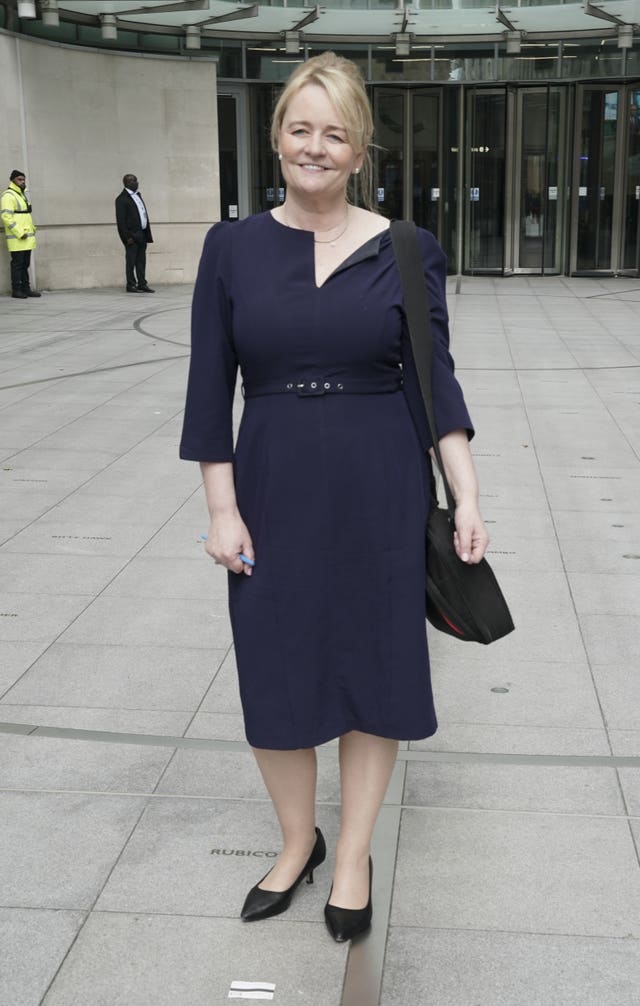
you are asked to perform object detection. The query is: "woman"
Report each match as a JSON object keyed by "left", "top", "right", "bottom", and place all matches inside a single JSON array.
[{"left": 180, "top": 53, "right": 488, "bottom": 942}]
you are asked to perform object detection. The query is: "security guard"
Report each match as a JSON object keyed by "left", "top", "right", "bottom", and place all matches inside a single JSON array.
[{"left": 1, "top": 170, "right": 41, "bottom": 299}]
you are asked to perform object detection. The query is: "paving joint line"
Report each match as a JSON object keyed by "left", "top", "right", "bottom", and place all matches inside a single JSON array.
[{"left": 1, "top": 722, "right": 640, "bottom": 767}]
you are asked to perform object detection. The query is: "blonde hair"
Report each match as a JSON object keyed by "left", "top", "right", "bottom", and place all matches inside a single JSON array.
[{"left": 271, "top": 52, "right": 374, "bottom": 210}]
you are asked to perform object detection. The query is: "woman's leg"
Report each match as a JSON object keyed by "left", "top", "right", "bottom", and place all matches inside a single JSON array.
[
  {"left": 251, "top": 746, "right": 319, "bottom": 891},
  {"left": 330, "top": 730, "right": 398, "bottom": 908}
]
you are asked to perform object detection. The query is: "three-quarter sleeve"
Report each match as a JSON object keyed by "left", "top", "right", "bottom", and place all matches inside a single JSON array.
[
  {"left": 179, "top": 222, "right": 238, "bottom": 462},
  {"left": 401, "top": 228, "right": 474, "bottom": 452}
]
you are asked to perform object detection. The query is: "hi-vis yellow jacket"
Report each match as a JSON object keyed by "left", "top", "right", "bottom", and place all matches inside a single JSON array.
[{"left": 1, "top": 181, "right": 37, "bottom": 252}]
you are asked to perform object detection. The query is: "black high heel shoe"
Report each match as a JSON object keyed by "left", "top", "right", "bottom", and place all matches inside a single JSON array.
[
  {"left": 241, "top": 827, "right": 326, "bottom": 922},
  {"left": 324, "top": 857, "right": 373, "bottom": 942}
]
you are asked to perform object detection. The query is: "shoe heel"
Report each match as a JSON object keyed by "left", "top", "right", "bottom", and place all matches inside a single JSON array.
[{"left": 306, "top": 869, "right": 315, "bottom": 885}]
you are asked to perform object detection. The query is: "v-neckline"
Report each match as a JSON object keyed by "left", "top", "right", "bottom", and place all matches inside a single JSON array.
[{"left": 268, "top": 211, "right": 390, "bottom": 289}]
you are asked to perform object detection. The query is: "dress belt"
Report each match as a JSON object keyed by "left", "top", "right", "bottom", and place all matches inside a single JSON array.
[{"left": 242, "top": 374, "right": 403, "bottom": 399}]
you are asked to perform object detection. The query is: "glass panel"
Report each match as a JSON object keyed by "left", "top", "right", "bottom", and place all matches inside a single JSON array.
[
  {"left": 562, "top": 40, "right": 622, "bottom": 79},
  {"left": 441, "top": 88, "right": 461, "bottom": 272},
  {"left": 434, "top": 44, "right": 497, "bottom": 83},
  {"left": 250, "top": 86, "right": 280, "bottom": 215},
  {"left": 497, "top": 43, "right": 559, "bottom": 82},
  {"left": 371, "top": 45, "right": 433, "bottom": 82},
  {"left": 373, "top": 90, "right": 404, "bottom": 220},
  {"left": 465, "top": 91, "right": 505, "bottom": 271},
  {"left": 245, "top": 48, "right": 304, "bottom": 82},
  {"left": 622, "top": 89, "right": 640, "bottom": 271},
  {"left": 518, "top": 90, "right": 562, "bottom": 272},
  {"left": 576, "top": 90, "right": 618, "bottom": 271},
  {"left": 218, "top": 95, "right": 239, "bottom": 223},
  {"left": 412, "top": 92, "right": 440, "bottom": 236}
]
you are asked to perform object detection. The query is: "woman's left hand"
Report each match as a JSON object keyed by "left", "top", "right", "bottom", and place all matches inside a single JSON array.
[{"left": 453, "top": 498, "right": 489, "bottom": 565}]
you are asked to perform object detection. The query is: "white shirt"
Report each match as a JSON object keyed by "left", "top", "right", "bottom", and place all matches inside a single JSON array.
[{"left": 126, "top": 187, "right": 148, "bottom": 229}]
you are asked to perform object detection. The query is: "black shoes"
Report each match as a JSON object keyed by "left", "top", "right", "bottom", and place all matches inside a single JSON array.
[
  {"left": 324, "top": 858, "right": 373, "bottom": 942},
  {"left": 11, "top": 291, "right": 28, "bottom": 299},
  {"left": 24, "top": 289, "right": 41, "bottom": 297},
  {"left": 126, "top": 285, "right": 141, "bottom": 292},
  {"left": 241, "top": 828, "right": 326, "bottom": 922},
  {"left": 138, "top": 284, "right": 155, "bottom": 293}
]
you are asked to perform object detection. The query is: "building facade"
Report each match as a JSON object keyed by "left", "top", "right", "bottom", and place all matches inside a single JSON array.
[{"left": 1, "top": 0, "right": 638, "bottom": 285}]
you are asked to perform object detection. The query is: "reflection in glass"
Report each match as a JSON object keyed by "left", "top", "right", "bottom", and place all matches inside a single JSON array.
[
  {"left": 250, "top": 85, "right": 280, "bottom": 214},
  {"left": 518, "top": 90, "right": 563, "bottom": 272},
  {"left": 373, "top": 90, "right": 403, "bottom": 221},
  {"left": 623, "top": 90, "right": 640, "bottom": 272},
  {"left": 465, "top": 92, "right": 505, "bottom": 271},
  {"left": 218, "top": 95, "right": 239, "bottom": 222},
  {"left": 576, "top": 90, "right": 618, "bottom": 270},
  {"left": 412, "top": 93, "right": 440, "bottom": 235}
]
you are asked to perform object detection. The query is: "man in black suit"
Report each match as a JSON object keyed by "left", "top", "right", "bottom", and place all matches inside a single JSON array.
[{"left": 115, "top": 173, "right": 154, "bottom": 293}]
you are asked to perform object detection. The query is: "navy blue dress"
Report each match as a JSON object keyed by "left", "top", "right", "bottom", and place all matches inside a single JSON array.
[{"left": 180, "top": 212, "right": 473, "bottom": 749}]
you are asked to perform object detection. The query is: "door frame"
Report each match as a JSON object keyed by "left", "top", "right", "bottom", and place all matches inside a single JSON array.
[
  {"left": 569, "top": 83, "right": 626, "bottom": 275},
  {"left": 509, "top": 85, "right": 568, "bottom": 275},
  {"left": 217, "top": 82, "right": 250, "bottom": 221}
]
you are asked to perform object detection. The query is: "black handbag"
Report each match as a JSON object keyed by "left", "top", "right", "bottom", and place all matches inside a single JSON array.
[{"left": 390, "top": 220, "right": 515, "bottom": 644}]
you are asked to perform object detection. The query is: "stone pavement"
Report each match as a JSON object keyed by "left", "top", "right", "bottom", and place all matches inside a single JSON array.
[{"left": 1, "top": 276, "right": 640, "bottom": 1006}]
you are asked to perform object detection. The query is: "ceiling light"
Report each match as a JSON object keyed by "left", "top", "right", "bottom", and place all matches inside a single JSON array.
[
  {"left": 618, "top": 25, "right": 633, "bottom": 49},
  {"left": 284, "top": 31, "right": 300, "bottom": 55},
  {"left": 40, "top": 0, "right": 59, "bottom": 26},
  {"left": 395, "top": 33, "right": 411, "bottom": 57},
  {"left": 185, "top": 25, "right": 201, "bottom": 50},
  {"left": 100, "top": 13, "right": 117, "bottom": 41},
  {"left": 17, "top": 1, "right": 37, "bottom": 18},
  {"left": 506, "top": 31, "right": 522, "bottom": 54}
]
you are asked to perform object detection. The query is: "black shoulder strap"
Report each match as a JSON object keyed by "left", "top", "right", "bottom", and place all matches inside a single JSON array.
[{"left": 390, "top": 219, "right": 456, "bottom": 515}]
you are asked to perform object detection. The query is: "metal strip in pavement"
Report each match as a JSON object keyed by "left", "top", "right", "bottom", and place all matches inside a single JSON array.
[{"left": 0, "top": 722, "right": 639, "bottom": 768}]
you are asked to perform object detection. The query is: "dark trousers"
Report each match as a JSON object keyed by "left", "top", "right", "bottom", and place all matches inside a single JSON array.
[
  {"left": 125, "top": 240, "right": 147, "bottom": 288},
  {"left": 10, "top": 249, "right": 32, "bottom": 292}
]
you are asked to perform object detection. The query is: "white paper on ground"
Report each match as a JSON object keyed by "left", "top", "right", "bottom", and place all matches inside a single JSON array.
[{"left": 228, "top": 980, "right": 276, "bottom": 1000}]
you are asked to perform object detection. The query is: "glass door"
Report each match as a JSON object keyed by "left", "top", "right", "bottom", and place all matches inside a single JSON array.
[
  {"left": 512, "top": 88, "right": 567, "bottom": 273},
  {"left": 411, "top": 90, "right": 442, "bottom": 236},
  {"left": 373, "top": 88, "right": 443, "bottom": 238},
  {"left": 464, "top": 90, "right": 506, "bottom": 272},
  {"left": 621, "top": 88, "right": 640, "bottom": 274},
  {"left": 570, "top": 87, "right": 622, "bottom": 273},
  {"left": 373, "top": 89, "right": 404, "bottom": 221},
  {"left": 217, "top": 85, "right": 250, "bottom": 221}
]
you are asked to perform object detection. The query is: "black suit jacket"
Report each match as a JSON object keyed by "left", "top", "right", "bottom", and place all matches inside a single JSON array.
[{"left": 115, "top": 189, "right": 153, "bottom": 245}]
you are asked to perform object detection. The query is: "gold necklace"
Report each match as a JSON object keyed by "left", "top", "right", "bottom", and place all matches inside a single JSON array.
[
  {"left": 313, "top": 215, "right": 350, "bottom": 247},
  {"left": 282, "top": 206, "right": 350, "bottom": 248}
]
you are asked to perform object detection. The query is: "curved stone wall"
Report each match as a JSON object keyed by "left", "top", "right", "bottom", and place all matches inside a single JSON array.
[{"left": 0, "top": 29, "right": 219, "bottom": 293}]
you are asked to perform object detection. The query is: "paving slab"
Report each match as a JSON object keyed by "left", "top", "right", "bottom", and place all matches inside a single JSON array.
[
  {"left": 41, "top": 913, "right": 348, "bottom": 1006},
  {"left": 103, "top": 555, "right": 228, "bottom": 600},
  {"left": 410, "top": 723, "right": 611, "bottom": 756},
  {"left": 96, "top": 798, "right": 340, "bottom": 921},
  {"left": 0, "top": 704, "right": 192, "bottom": 737},
  {"left": 0, "top": 791, "right": 147, "bottom": 910},
  {"left": 380, "top": 928, "right": 640, "bottom": 1006},
  {"left": 0, "top": 907, "right": 85, "bottom": 1006},
  {"left": 0, "top": 520, "right": 156, "bottom": 557},
  {"left": 0, "top": 641, "right": 226, "bottom": 711},
  {"left": 0, "top": 553, "right": 126, "bottom": 596},
  {"left": 392, "top": 807, "right": 640, "bottom": 937},
  {"left": 0, "top": 593, "right": 93, "bottom": 644},
  {"left": 58, "top": 596, "right": 232, "bottom": 649},
  {"left": 0, "top": 732, "right": 173, "bottom": 793},
  {"left": 403, "top": 761, "right": 624, "bottom": 815},
  {"left": 426, "top": 656, "right": 603, "bottom": 730}
]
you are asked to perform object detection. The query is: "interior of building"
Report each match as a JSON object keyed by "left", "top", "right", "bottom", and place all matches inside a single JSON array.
[{"left": 1, "top": 0, "right": 639, "bottom": 284}]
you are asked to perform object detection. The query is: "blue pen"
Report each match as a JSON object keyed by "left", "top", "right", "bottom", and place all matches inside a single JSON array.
[{"left": 200, "top": 534, "right": 255, "bottom": 567}]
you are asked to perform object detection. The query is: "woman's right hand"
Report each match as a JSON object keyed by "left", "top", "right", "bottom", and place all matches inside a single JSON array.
[{"left": 203, "top": 511, "right": 254, "bottom": 576}]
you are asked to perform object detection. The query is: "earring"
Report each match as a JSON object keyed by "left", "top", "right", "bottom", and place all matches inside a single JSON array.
[
  {"left": 278, "top": 154, "right": 282, "bottom": 161},
  {"left": 354, "top": 168, "right": 361, "bottom": 175}
]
